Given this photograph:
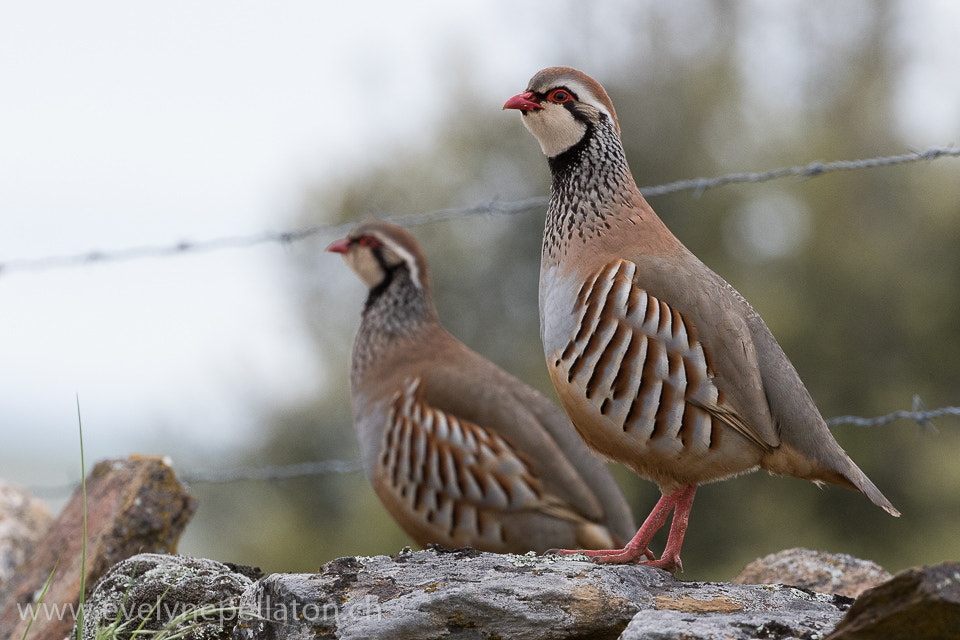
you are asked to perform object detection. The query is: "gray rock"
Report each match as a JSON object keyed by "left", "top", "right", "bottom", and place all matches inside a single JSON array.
[
  {"left": 76, "top": 553, "right": 258, "bottom": 640},
  {"left": 733, "top": 548, "right": 892, "bottom": 598},
  {"left": 621, "top": 610, "right": 838, "bottom": 640},
  {"left": 0, "top": 481, "right": 51, "bottom": 585},
  {"left": 826, "top": 562, "right": 960, "bottom": 640},
  {"left": 92, "top": 548, "right": 960, "bottom": 640},
  {"left": 232, "top": 548, "right": 851, "bottom": 640}
]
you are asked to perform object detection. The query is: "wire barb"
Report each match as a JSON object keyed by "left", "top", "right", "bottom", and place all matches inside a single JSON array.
[
  {"left": 1, "top": 146, "right": 956, "bottom": 276},
  {"left": 825, "top": 404, "right": 959, "bottom": 430}
]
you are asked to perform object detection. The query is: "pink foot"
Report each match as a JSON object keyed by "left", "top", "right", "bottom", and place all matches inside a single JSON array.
[{"left": 545, "top": 484, "right": 697, "bottom": 574}]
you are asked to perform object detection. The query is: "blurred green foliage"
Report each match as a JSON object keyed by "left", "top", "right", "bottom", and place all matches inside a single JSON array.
[{"left": 181, "top": 1, "right": 959, "bottom": 580}]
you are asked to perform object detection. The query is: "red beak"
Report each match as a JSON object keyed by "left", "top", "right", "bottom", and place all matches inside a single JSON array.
[
  {"left": 503, "top": 91, "right": 542, "bottom": 112},
  {"left": 326, "top": 238, "right": 351, "bottom": 254}
]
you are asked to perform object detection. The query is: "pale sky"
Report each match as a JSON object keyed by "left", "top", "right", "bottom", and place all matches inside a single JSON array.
[
  {"left": 0, "top": 1, "right": 574, "bottom": 486},
  {"left": 1, "top": 0, "right": 957, "bottom": 491}
]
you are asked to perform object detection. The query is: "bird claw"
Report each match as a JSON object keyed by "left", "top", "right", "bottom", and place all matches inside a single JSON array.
[{"left": 638, "top": 554, "right": 682, "bottom": 573}]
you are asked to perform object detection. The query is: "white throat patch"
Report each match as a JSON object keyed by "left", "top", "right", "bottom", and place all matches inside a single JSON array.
[{"left": 522, "top": 103, "right": 587, "bottom": 158}]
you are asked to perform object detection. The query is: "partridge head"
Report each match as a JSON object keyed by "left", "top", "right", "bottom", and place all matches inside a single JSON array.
[
  {"left": 327, "top": 221, "right": 636, "bottom": 554},
  {"left": 504, "top": 67, "right": 899, "bottom": 572}
]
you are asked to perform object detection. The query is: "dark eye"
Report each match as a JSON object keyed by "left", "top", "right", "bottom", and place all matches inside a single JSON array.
[
  {"left": 547, "top": 89, "right": 572, "bottom": 104},
  {"left": 357, "top": 235, "right": 380, "bottom": 249}
]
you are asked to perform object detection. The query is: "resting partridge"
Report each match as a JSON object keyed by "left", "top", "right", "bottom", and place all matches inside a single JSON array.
[
  {"left": 504, "top": 67, "right": 899, "bottom": 571},
  {"left": 327, "top": 221, "right": 636, "bottom": 554}
]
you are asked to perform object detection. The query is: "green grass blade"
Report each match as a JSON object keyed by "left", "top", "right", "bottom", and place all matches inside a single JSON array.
[{"left": 20, "top": 552, "right": 63, "bottom": 640}]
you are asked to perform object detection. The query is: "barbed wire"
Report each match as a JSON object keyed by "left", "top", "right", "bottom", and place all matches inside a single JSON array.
[
  {"left": 829, "top": 408, "right": 960, "bottom": 429},
  {"left": 1, "top": 146, "right": 956, "bottom": 277},
  {"left": 183, "top": 459, "right": 362, "bottom": 483},
  {"left": 25, "top": 402, "right": 958, "bottom": 497},
  {"left": 640, "top": 145, "right": 959, "bottom": 197},
  {"left": 826, "top": 396, "right": 957, "bottom": 433}
]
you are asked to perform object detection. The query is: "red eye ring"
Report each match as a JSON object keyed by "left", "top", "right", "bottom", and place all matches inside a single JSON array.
[
  {"left": 356, "top": 235, "right": 380, "bottom": 248},
  {"left": 547, "top": 88, "right": 572, "bottom": 104}
]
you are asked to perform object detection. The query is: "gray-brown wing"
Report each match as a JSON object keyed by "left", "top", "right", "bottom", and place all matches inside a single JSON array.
[{"left": 557, "top": 258, "right": 779, "bottom": 455}]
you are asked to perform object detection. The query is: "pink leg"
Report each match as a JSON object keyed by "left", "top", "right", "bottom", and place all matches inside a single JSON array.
[
  {"left": 643, "top": 484, "right": 696, "bottom": 572},
  {"left": 548, "top": 484, "right": 697, "bottom": 572}
]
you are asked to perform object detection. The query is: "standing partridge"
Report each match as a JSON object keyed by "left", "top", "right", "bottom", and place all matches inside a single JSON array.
[
  {"left": 504, "top": 67, "right": 899, "bottom": 572},
  {"left": 327, "top": 221, "right": 636, "bottom": 554}
]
